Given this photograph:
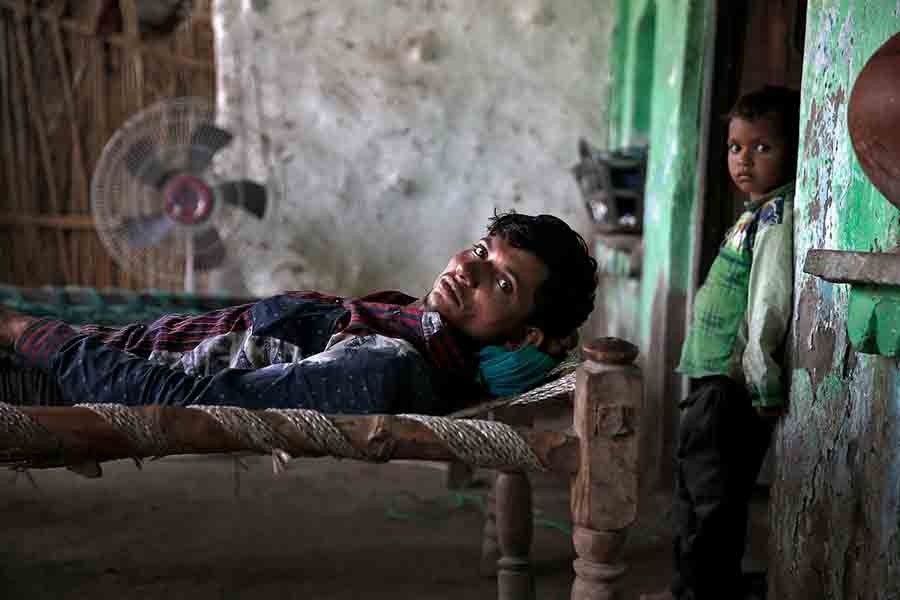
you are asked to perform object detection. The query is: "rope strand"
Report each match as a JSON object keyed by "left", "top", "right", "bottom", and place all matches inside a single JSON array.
[{"left": 0, "top": 402, "right": 556, "bottom": 474}]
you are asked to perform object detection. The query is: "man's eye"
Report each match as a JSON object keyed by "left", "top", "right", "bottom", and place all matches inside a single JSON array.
[
  {"left": 755, "top": 143, "right": 770, "bottom": 153},
  {"left": 498, "top": 279, "right": 512, "bottom": 293},
  {"left": 728, "top": 143, "right": 740, "bottom": 154},
  {"left": 472, "top": 245, "right": 487, "bottom": 258}
]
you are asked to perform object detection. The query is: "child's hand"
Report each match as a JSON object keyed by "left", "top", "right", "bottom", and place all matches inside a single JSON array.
[{"left": 756, "top": 405, "right": 784, "bottom": 419}]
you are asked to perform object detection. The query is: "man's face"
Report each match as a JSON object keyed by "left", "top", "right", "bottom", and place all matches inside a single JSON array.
[
  {"left": 727, "top": 115, "right": 791, "bottom": 201},
  {"left": 425, "top": 235, "right": 548, "bottom": 345}
]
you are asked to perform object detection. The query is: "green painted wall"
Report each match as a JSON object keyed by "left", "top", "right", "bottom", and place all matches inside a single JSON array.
[
  {"left": 589, "top": 0, "right": 642, "bottom": 348},
  {"left": 606, "top": 0, "right": 629, "bottom": 148},
  {"left": 849, "top": 285, "right": 900, "bottom": 354},
  {"left": 621, "top": 1, "right": 656, "bottom": 145},
  {"left": 635, "top": 0, "right": 710, "bottom": 340},
  {"left": 606, "top": 0, "right": 713, "bottom": 487},
  {"left": 609, "top": 0, "right": 712, "bottom": 344},
  {"left": 771, "top": 2, "right": 900, "bottom": 597},
  {"left": 610, "top": 0, "right": 900, "bottom": 595}
]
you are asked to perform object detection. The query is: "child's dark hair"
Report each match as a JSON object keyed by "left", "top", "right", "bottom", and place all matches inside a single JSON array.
[
  {"left": 487, "top": 211, "right": 598, "bottom": 338},
  {"left": 726, "top": 85, "right": 802, "bottom": 154}
]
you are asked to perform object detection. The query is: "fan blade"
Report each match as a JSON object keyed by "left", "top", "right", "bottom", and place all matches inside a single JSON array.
[
  {"left": 215, "top": 180, "right": 267, "bottom": 218},
  {"left": 188, "top": 123, "right": 234, "bottom": 173},
  {"left": 123, "top": 137, "right": 170, "bottom": 189},
  {"left": 118, "top": 214, "right": 175, "bottom": 248},
  {"left": 192, "top": 227, "right": 228, "bottom": 270}
]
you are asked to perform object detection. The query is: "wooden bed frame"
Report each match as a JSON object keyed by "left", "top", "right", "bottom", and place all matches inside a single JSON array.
[{"left": 0, "top": 337, "right": 642, "bottom": 600}]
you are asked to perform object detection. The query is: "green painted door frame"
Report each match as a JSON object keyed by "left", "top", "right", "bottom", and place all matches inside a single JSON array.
[{"left": 608, "top": 0, "right": 717, "bottom": 490}]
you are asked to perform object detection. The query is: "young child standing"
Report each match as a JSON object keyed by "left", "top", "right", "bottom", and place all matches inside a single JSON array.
[{"left": 644, "top": 85, "right": 801, "bottom": 600}]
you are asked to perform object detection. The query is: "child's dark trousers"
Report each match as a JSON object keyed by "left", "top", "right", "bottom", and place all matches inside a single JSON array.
[{"left": 671, "top": 376, "right": 775, "bottom": 600}]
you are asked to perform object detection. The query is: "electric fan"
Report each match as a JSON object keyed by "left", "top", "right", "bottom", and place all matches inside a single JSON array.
[{"left": 91, "top": 97, "right": 276, "bottom": 292}]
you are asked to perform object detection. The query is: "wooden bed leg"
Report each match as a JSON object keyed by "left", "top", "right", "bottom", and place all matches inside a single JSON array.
[
  {"left": 481, "top": 471, "right": 499, "bottom": 576},
  {"left": 571, "top": 527, "right": 627, "bottom": 599},
  {"left": 496, "top": 470, "right": 534, "bottom": 600},
  {"left": 570, "top": 338, "right": 641, "bottom": 600}
]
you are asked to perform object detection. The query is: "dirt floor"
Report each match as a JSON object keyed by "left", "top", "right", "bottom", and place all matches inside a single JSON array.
[{"left": 0, "top": 456, "right": 769, "bottom": 599}]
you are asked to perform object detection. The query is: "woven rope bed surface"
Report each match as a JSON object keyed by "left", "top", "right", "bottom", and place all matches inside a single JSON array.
[
  {"left": 450, "top": 354, "right": 580, "bottom": 418},
  {"left": 0, "top": 401, "right": 556, "bottom": 473},
  {"left": 0, "top": 346, "right": 581, "bottom": 473}
]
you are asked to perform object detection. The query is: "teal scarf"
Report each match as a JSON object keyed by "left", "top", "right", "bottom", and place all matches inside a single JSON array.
[{"left": 477, "top": 345, "right": 560, "bottom": 397}]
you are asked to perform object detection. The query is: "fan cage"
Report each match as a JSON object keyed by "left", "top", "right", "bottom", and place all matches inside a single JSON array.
[{"left": 91, "top": 97, "right": 260, "bottom": 286}]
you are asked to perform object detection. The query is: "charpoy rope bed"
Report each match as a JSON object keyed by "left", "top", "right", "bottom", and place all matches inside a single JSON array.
[
  {"left": 0, "top": 404, "right": 563, "bottom": 473},
  {"left": 0, "top": 287, "right": 642, "bottom": 600}
]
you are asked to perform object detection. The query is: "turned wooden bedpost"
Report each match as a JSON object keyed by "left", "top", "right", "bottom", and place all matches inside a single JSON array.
[
  {"left": 495, "top": 470, "right": 534, "bottom": 599},
  {"left": 570, "top": 338, "right": 641, "bottom": 600},
  {"left": 480, "top": 472, "right": 500, "bottom": 576}
]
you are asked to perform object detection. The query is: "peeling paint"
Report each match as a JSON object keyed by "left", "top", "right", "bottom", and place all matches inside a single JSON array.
[
  {"left": 848, "top": 286, "right": 900, "bottom": 355},
  {"left": 773, "top": 2, "right": 900, "bottom": 597},
  {"left": 813, "top": 8, "right": 837, "bottom": 71},
  {"left": 609, "top": 1, "right": 899, "bottom": 593}
]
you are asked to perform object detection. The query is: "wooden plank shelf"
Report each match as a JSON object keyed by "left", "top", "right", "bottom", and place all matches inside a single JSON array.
[
  {"left": 803, "top": 249, "right": 900, "bottom": 286},
  {"left": 804, "top": 249, "right": 900, "bottom": 356}
]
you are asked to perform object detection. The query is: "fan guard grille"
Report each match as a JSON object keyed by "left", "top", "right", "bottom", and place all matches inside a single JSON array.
[{"left": 91, "top": 97, "right": 259, "bottom": 286}]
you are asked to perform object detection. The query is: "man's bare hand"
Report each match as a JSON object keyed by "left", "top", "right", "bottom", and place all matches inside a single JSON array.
[{"left": 0, "top": 306, "right": 37, "bottom": 350}]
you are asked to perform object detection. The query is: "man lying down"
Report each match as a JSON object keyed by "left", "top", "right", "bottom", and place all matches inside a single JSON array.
[{"left": 0, "top": 212, "right": 598, "bottom": 415}]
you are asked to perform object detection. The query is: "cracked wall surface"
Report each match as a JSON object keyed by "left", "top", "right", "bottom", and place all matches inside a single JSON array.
[
  {"left": 771, "top": 3, "right": 900, "bottom": 598},
  {"left": 211, "top": 0, "right": 611, "bottom": 297}
]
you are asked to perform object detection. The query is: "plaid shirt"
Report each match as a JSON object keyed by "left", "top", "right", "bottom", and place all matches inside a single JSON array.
[
  {"left": 15, "top": 291, "right": 480, "bottom": 414},
  {"left": 677, "top": 183, "right": 794, "bottom": 408}
]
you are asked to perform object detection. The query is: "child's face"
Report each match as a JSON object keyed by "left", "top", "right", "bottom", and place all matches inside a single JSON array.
[{"left": 727, "top": 115, "right": 791, "bottom": 201}]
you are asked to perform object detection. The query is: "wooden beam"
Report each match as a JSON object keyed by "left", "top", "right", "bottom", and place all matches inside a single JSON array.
[
  {"left": 50, "top": 11, "right": 91, "bottom": 284},
  {"left": 0, "top": 405, "right": 580, "bottom": 475},
  {"left": 804, "top": 249, "right": 900, "bottom": 286},
  {"left": 13, "top": 11, "right": 73, "bottom": 282},
  {"left": 0, "top": 16, "right": 25, "bottom": 284},
  {"left": 0, "top": 212, "right": 95, "bottom": 230},
  {"left": 495, "top": 471, "right": 534, "bottom": 599}
]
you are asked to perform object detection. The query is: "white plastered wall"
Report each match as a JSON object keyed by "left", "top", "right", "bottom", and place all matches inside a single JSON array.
[{"left": 212, "top": 0, "right": 612, "bottom": 297}]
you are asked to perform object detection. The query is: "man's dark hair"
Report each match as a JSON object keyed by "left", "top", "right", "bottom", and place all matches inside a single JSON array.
[
  {"left": 487, "top": 211, "right": 598, "bottom": 339},
  {"left": 726, "top": 85, "right": 802, "bottom": 156}
]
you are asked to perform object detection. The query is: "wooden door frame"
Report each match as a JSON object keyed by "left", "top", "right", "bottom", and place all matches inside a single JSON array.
[{"left": 690, "top": 1, "right": 750, "bottom": 308}]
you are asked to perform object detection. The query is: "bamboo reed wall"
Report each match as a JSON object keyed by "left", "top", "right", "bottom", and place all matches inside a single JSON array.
[{"left": 0, "top": 0, "right": 215, "bottom": 290}]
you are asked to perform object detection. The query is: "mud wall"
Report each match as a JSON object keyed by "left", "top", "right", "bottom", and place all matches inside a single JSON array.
[{"left": 210, "top": 0, "right": 611, "bottom": 297}]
